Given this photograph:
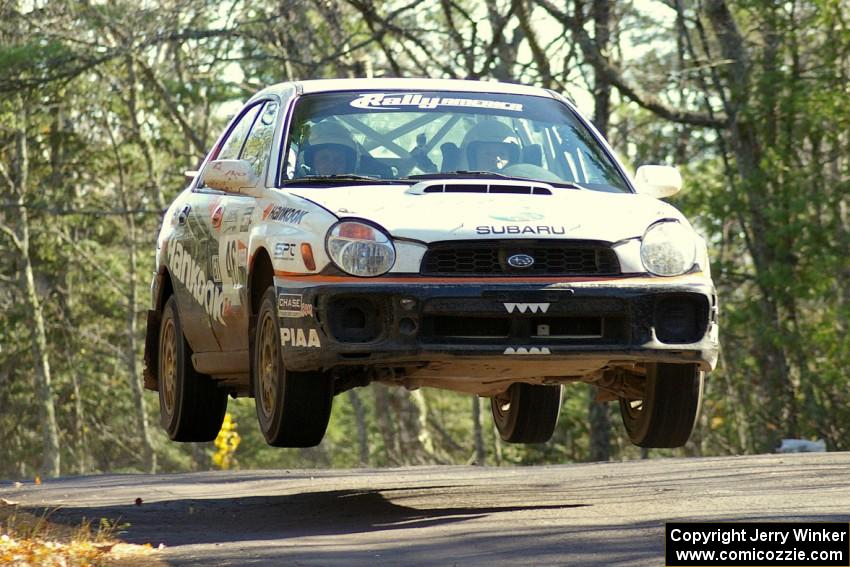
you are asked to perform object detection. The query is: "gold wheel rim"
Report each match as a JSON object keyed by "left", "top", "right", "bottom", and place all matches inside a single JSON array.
[
  {"left": 625, "top": 399, "right": 645, "bottom": 419},
  {"left": 258, "top": 311, "right": 279, "bottom": 420},
  {"left": 493, "top": 388, "right": 513, "bottom": 420},
  {"left": 161, "top": 318, "right": 177, "bottom": 415}
]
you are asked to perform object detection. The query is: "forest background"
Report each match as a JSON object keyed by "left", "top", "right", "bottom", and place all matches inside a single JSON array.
[{"left": 1, "top": 0, "right": 848, "bottom": 479}]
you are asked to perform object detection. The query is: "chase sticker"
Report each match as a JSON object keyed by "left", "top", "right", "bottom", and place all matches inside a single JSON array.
[
  {"left": 278, "top": 293, "right": 313, "bottom": 318},
  {"left": 351, "top": 93, "right": 523, "bottom": 112}
]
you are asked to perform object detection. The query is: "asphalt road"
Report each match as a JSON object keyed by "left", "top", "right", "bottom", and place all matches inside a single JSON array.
[{"left": 2, "top": 452, "right": 848, "bottom": 566}]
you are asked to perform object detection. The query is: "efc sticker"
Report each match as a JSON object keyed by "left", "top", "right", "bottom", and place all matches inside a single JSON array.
[
  {"left": 476, "top": 225, "right": 566, "bottom": 235},
  {"left": 504, "top": 302, "right": 550, "bottom": 314},
  {"left": 278, "top": 293, "right": 313, "bottom": 318},
  {"left": 350, "top": 93, "right": 523, "bottom": 112},
  {"left": 281, "top": 328, "right": 321, "bottom": 348},
  {"left": 504, "top": 347, "right": 551, "bottom": 355},
  {"left": 263, "top": 204, "right": 308, "bottom": 225},
  {"left": 274, "top": 242, "right": 296, "bottom": 260},
  {"left": 167, "top": 240, "right": 225, "bottom": 325}
]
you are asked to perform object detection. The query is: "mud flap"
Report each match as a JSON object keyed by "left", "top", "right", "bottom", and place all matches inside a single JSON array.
[{"left": 143, "top": 309, "right": 161, "bottom": 391}]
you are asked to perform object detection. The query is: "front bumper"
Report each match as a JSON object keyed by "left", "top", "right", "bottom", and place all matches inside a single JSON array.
[{"left": 274, "top": 274, "right": 719, "bottom": 377}]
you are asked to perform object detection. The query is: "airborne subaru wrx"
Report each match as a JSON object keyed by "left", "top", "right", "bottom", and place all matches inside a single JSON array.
[{"left": 143, "top": 78, "right": 719, "bottom": 449}]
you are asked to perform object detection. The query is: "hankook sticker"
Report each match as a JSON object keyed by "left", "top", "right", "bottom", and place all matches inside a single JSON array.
[{"left": 167, "top": 240, "right": 225, "bottom": 325}]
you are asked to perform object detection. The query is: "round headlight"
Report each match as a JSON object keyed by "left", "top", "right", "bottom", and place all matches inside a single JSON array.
[
  {"left": 640, "top": 221, "right": 696, "bottom": 276},
  {"left": 326, "top": 221, "right": 396, "bottom": 277}
]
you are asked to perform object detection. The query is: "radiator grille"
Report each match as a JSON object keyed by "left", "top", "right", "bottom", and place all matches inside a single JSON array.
[{"left": 421, "top": 241, "right": 620, "bottom": 276}]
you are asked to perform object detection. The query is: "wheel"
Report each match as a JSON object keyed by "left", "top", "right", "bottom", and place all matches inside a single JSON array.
[
  {"left": 491, "top": 383, "right": 562, "bottom": 443},
  {"left": 158, "top": 296, "right": 228, "bottom": 442},
  {"left": 619, "top": 363, "right": 703, "bottom": 448},
  {"left": 253, "top": 286, "right": 333, "bottom": 447}
]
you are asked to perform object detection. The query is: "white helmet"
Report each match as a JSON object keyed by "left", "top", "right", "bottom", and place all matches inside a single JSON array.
[
  {"left": 304, "top": 121, "right": 358, "bottom": 172},
  {"left": 460, "top": 120, "right": 521, "bottom": 170}
]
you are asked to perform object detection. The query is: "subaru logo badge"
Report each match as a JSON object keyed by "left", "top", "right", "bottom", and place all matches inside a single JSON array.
[{"left": 507, "top": 254, "right": 535, "bottom": 268}]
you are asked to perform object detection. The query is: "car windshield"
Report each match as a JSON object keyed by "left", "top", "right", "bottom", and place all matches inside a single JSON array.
[{"left": 280, "top": 91, "right": 631, "bottom": 192}]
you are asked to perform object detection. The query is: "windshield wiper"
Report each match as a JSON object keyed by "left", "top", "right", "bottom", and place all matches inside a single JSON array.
[
  {"left": 403, "top": 171, "right": 587, "bottom": 190},
  {"left": 281, "top": 174, "right": 387, "bottom": 185}
]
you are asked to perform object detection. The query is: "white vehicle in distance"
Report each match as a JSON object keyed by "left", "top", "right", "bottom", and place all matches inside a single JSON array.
[{"left": 143, "top": 78, "right": 718, "bottom": 450}]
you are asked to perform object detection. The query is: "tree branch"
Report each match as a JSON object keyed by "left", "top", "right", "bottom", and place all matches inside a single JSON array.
[
  {"left": 534, "top": 0, "right": 728, "bottom": 128},
  {"left": 0, "top": 223, "right": 22, "bottom": 252},
  {"left": 132, "top": 55, "right": 208, "bottom": 157}
]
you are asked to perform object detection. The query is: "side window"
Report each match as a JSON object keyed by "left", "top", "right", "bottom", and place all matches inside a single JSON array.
[
  {"left": 217, "top": 103, "right": 263, "bottom": 161},
  {"left": 240, "top": 101, "right": 280, "bottom": 178}
]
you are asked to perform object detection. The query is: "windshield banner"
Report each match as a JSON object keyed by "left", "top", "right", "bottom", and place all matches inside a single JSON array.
[{"left": 351, "top": 93, "right": 523, "bottom": 112}]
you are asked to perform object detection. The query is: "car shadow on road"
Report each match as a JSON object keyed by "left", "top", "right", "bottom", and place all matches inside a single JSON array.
[{"left": 29, "top": 488, "right": 590, "bottom": 547}]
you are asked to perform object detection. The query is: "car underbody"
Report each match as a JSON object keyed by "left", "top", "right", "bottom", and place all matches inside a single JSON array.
[{"left": 271, "top": 275, "right": 718, "bottom": 397}]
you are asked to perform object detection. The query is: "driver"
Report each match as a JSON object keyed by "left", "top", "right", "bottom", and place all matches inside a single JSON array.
[
  {"left": 303, "top": 121, "right": 358, "bottom": 176},
  {"left": 460, "top": 120, "right": 521, "bottom": 172}
]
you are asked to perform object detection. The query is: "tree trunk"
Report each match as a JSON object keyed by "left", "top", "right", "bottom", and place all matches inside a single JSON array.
[
  {"left": 472, "top": 395, "right": 486, "bottom": 465},
  {"left": 704, "top": 0, "right": 798, "bottom": 446},
  {"left": 22, "top": 238, "right": 61, "bottom": 477},
  {"left": 347, "top": 389, "right": 370, "bottom": 466},
  {"left": 374, "top": 384, "right": 400, "bottom": 465},
  {"left": 8, "top": 108, "right": 61, "bottom": 477},
  {"left": 126, "top": 214, "right": 156, "bottom": 473},
  {"left": 587, "top": 0, "right": 613, "bottom": 462},
  {"left": 409, "top": 389, "right": 437, "bottom": 461}
]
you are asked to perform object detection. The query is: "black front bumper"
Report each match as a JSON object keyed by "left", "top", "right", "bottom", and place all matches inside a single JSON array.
[{"left": 275, "top": 278, "right": 719, "bottom": 374}]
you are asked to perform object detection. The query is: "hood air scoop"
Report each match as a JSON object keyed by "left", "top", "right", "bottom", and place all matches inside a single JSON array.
[{"left": 407, "top": 179, "right": 553, "bottom": 196}]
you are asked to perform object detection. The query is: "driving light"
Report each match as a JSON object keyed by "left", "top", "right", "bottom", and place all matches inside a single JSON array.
[
  {"left": 326, "top": 221, "right": 395, "bottom": 277},
  {"left": 640, "top": 221, "right": 696, "bottom": 276}
]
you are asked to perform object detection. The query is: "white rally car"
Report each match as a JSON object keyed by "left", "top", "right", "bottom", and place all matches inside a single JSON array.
[{"left": 143, "top": 78, "right": 718, "bottom": 450}]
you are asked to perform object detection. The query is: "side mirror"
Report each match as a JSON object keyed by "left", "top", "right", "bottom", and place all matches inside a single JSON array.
[
  {"left": 201, "top": 160, "right": 263, "bottom": 197},
  {"left": 634, "top": 165, "right": 682, "bottom": 198}
]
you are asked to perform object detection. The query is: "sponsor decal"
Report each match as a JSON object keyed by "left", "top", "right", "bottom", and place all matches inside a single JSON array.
[
  {"left": 350, "top": 93, "right": 523, "bottom": 112},
  {"left": 278, "top": 293, "right": 314, "bottom": 318},
  {"left": 224, "top": 239, "right": 245, "bottom": 284},
  {"left": 211, "top": 254, "right": 222, "bottom": 283},
  {"left": 211, "top": 161, "right": 249, "bottom": 180},
  {"left": 490, "top": 212, "right": 544, "bottom": 222},
  {"left": 167, "top": 240, "right": 225, "bottom": 325},
  {"left": 263, "top": 204, "right": 308, "bottom": 225},
  {"left": 475, "top": 225, "right": 566, "bottom": 235},
  {"left": 221, "top": 209, "right": 238, "bottom": 233},
  {"left": 211, "top": 206, "right": 223, "bottom": 229},
  {"left": 504, "top": 347, "right": 551, "bottom": 355},
  {"left": 281, "top": 327, "right": 321, "bottom": 348},
  {"left": 504, "top": 302, "right": 550, "bottom": 314},
  {"left": 238, "top": 208, "right": 254, "bottom": 232},
  {"left": 274, "top": 242, "right": 297, "bottom": 261},
  {"left": 507, "top": 254, "right": 534, "bottom": 268}
]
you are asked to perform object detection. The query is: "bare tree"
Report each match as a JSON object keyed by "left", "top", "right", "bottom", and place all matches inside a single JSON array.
[{"left": 0, "top": 99, "right": 62, "bottom": 477}]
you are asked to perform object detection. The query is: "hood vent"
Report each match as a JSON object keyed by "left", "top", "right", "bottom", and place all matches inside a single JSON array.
[{"left": 408, "top": 179, "right": 553, "bottom": 196}]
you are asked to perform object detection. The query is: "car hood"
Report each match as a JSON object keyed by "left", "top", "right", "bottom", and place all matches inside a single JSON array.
[{"left": 287, "top": 184, "right": 688, "bottom": 243}]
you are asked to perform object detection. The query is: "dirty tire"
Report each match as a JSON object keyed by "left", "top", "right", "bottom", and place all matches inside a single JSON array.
[
  {"left": 253, "top": 286, "right": 333, "bottom": 447},
  {"left": 619, "top": 363, "right": 703, "bottom": 448},
  {"left": 158, "top": 296, "right": 227, "bottom": 442},
  {"left": 491, "top": 383, "right": 562, "bottom": 443}
]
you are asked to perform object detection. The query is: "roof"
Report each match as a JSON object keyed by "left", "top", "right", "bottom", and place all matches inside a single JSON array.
[{"left": 255, "top": 77, "right": 557, "bottom": 99}]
